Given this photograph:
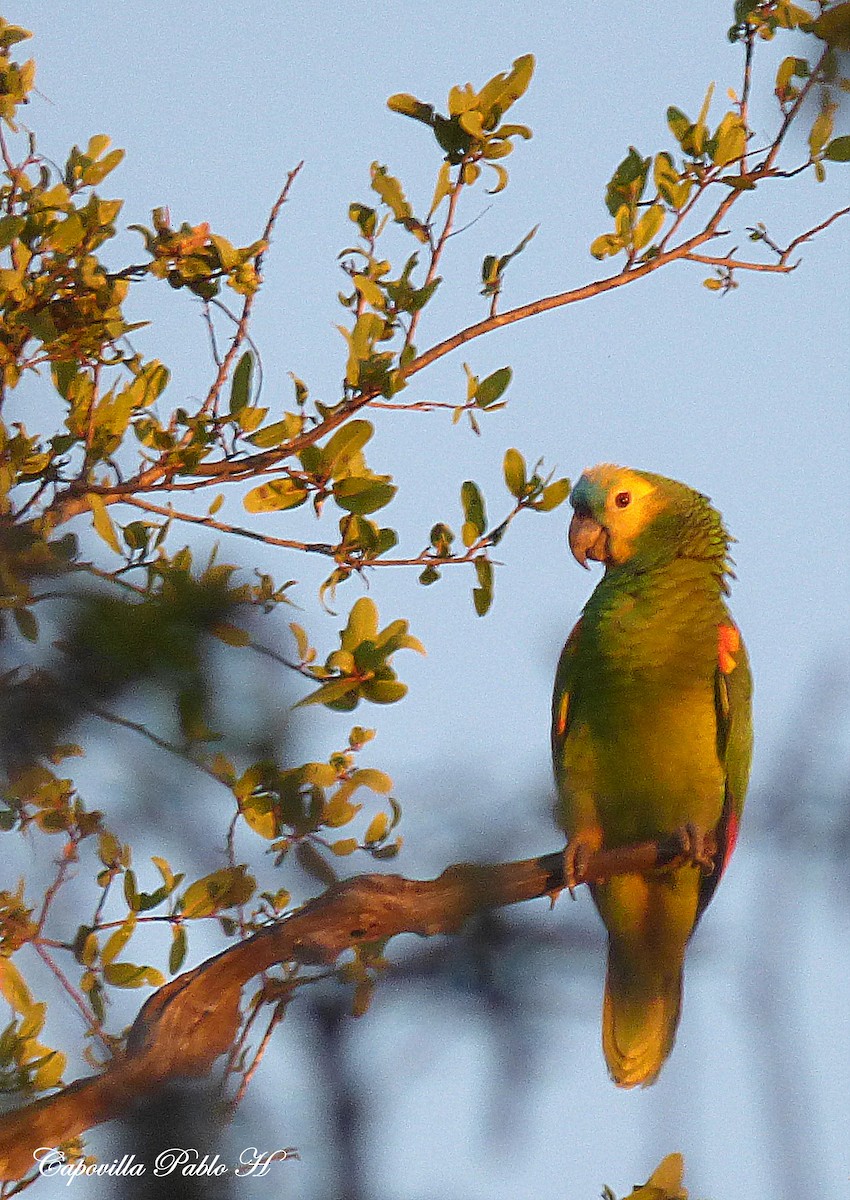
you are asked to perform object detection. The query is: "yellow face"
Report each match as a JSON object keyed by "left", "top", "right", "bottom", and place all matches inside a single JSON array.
[{"left": 568, "top": 464, "right": 663, "bottom": 568}]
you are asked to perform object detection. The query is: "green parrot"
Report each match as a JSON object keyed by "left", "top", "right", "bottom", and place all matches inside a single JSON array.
[{"left": 551, "top": 464, "right": 752, "bottom": 1087}]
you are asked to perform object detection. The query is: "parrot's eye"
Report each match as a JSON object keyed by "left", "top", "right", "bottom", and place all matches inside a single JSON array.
[{"left": 614, "top": 491, "right": 631, "bottom": 509}]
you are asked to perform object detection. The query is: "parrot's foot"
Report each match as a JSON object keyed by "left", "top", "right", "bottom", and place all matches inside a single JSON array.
[
  {"left": 672, "top": 822, "right": 714, "bottom": 875},
  {"left": 562, "top": 838, "right": 598, "bottom": 897}
]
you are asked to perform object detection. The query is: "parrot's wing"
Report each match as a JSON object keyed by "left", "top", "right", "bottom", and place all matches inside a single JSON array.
[
  {"left": 551, "top": 618, "right": 583, "bottom": 760},
  {"left": 698, "top": 621, "right": 753, "bottom": 917}
]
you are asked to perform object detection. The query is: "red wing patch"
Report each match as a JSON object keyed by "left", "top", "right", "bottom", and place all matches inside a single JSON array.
[
  {"left": 719, "top": 808, "right": 740, "bottom": 878},
  {"left": 553, "top": 618, "right": 582, "bottom": 740},
  {"left": 555, "top": 691, "right": 570, "bottom": 737},
  {"left": 696, "top": 787, "right": 740, "bottom": 922},
  {"left": 718, "top": 623, "right": 740, "bottom": 674}
]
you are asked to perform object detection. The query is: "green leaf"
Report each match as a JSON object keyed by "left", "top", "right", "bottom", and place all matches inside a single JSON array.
[
  {"left": 824, "top": 135, "right": 850, "bottom": 162},
  {"left": 472, "top": 557, "right": 493, "bottom": 616},
  {"left": 248, "top": 417, "right": 300, "bottom": 448},
  {"left": 333, "top": 477, "right": 397, "bottom": 515},
  {"left": 169, "top": 925, "right": 187, "bottom": 975},
  {"left": 49, "top": 213, "right": 85, "bottom": 253},
  {"left": 605, "top": 147, "right": 649, "bottom": 218},
  {"left": 103, "top": 963, "right": 165, "bottom": 989},
  {"left": 181, "top": 866, "right": 255, "bottom": 918},
  {"left": 460, "top": 480, "right": 487, "bottom": 546},
  {"left": 0, "top": 214, "right": 25, "bottom": 250},
  {"left": 667, "top": 106, "right": 690, "bottom": 146},
  {"left": 229, "top": 351, "right": 254, "bottom": 414},
  {"left": 361, "top": 678, "right": 408, "bottom": 704},
  {"left": 322, "top": 420, "right": 374, "bottom": 472},
  {"left": 476, "top": 366, "right": 512, "bottom": 408},
  {"left": 535, "top": 477, "right": 570, "bottom": 512},
  {"left": 13, "top": 607, "right": 38, "bottom": 642},
  {"left": 810, "top": 2, "right": 850, "bottom": 50},
  {"left": 503, "top": 448, "right": 526, "bottom": 497}
]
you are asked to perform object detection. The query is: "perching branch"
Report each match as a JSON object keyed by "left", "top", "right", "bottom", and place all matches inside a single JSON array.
[{"left": 0, "top": 831, "right": 713, "bottom": 1181}]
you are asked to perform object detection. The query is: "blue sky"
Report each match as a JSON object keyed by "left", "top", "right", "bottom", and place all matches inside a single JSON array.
[{"left": 9, "top": 3, "right": 850, "bottom": 1196}]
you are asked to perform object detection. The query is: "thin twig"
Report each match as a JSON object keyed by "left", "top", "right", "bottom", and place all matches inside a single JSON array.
[
  {"left": 36, "top": 839, "right": 79, "bottom": 936},
  {"left": 81, "top": 701, "right": 230, "bottom": 791},
  {"left": 406, "top": 163, "right": 466, "bottom": 348},
  {"left": 780, "top": 205, "right": 850, "bottom": 260},
  {"left": 683, "top": 252, "right": 794, "bottom": 273},
  {"left": 201, "top": 163, "right": 303, "bottom": 418},
  {"left": 229, "top": 996, "right": 289, "bottom": 1112},
  {"left": 118, "top": 494, "right": 338, "bottom": 557},
  {"left": 31, "top": 943, "right": 110, "bottom": 1052}
]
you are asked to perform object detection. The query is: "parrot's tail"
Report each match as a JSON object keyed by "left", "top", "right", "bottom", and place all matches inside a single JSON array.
[{"left": 602, "top": 940, "right": 683, "bottom": 1088}]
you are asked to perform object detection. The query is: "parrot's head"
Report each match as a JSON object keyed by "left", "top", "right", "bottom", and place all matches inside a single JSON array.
[{"left": 568, "top": 464, "right": 731, "bottom": 575}]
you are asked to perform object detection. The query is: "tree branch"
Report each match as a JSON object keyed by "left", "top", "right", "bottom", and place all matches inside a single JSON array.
[{"left": 0, "top": 831, "right": 712, "bottom": 1181}]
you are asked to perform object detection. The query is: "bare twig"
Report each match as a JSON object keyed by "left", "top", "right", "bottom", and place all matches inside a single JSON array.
[
  {"left": 406, "top": 163, "right": 466, "bottom": 348},
  {"left": 200, "top": 162, "right": 303, "bottom": 418},
  {"left": 683, "top": 252, "right": 794, "bottom": 273},
  {"left": 118, "top": 494, "right": 337, "bottom": 557}
]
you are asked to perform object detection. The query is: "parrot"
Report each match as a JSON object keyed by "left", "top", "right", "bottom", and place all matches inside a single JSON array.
[{"left": 551, "top": 464, "right": 752, "bottom": 1087}]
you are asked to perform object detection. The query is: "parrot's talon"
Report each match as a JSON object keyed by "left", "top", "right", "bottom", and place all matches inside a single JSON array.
[
  {"left": 673, "top": 822, "right": 714, "bottom": 874},
  {"left": 563, "top": 839, "right": 595, "bottom": 894}
]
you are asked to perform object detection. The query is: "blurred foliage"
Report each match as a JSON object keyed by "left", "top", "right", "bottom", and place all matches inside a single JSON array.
[{"left": 0, "top": 4, "right": 848, "bottom": 1184}]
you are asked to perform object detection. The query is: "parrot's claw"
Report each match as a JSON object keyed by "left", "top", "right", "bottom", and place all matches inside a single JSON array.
[
  {"left": 563, "top": 839, "right": 595, "bottom": 896},
  {"left": 673, "top": 822, "right": 715, "bottom": 875}
]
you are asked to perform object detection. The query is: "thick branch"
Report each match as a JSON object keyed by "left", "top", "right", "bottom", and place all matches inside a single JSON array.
[{"left": 0, "top": 832, "right": 711, "bottom": 1180}]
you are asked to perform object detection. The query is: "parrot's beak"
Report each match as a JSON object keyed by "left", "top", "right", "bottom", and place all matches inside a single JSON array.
[{"left": 568, "top": 512, "right": 609, "bottom": 568}]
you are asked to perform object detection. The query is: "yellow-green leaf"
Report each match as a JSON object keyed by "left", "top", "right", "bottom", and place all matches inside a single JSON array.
[
  {"left": 810, "top": 2, "right": 850, "bottom": 50},
  {"left": 296, "top": 678, "right": 361, "bottom": 709},
  {"left": 503, "top": 448, "right": 526, "bottom": 497},
  {"left": 632, "top": 203, "right": 665, "bottom": 250},
  {"left": 103, "top": 963, "right": 165, "bottom": 988},
  {"left": 365, "top": 812, "right": 389, "bottom": 844},
  {"left": 169, "top": 925, "right": 187, "bottom": 975},
  {"left": 244, "top": 478, "right": 308, "bottom": 513},
  {"left": 0, "top": 958, "right": 33, "bottom": 1012},
  {"left": 102, "top": 915, "right": 137, "bottom": 966},
  {"left": 590, "top": 233, "right": 624, "bottom": 260},
  {"left": 89, "top": 494, "right": 121, "bottom": 553},
  {"left": 428, "top": 161, "right": 454, "bottom": 218}
]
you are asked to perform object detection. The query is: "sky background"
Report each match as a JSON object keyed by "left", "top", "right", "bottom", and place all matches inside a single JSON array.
[{"left": 6, "top": 2, "right": 850, "bottom": 1197}]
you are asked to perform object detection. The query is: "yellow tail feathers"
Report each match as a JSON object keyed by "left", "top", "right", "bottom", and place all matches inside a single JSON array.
[{"left": 602, "top": 944, "right": 683, "bottom": 1088}]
